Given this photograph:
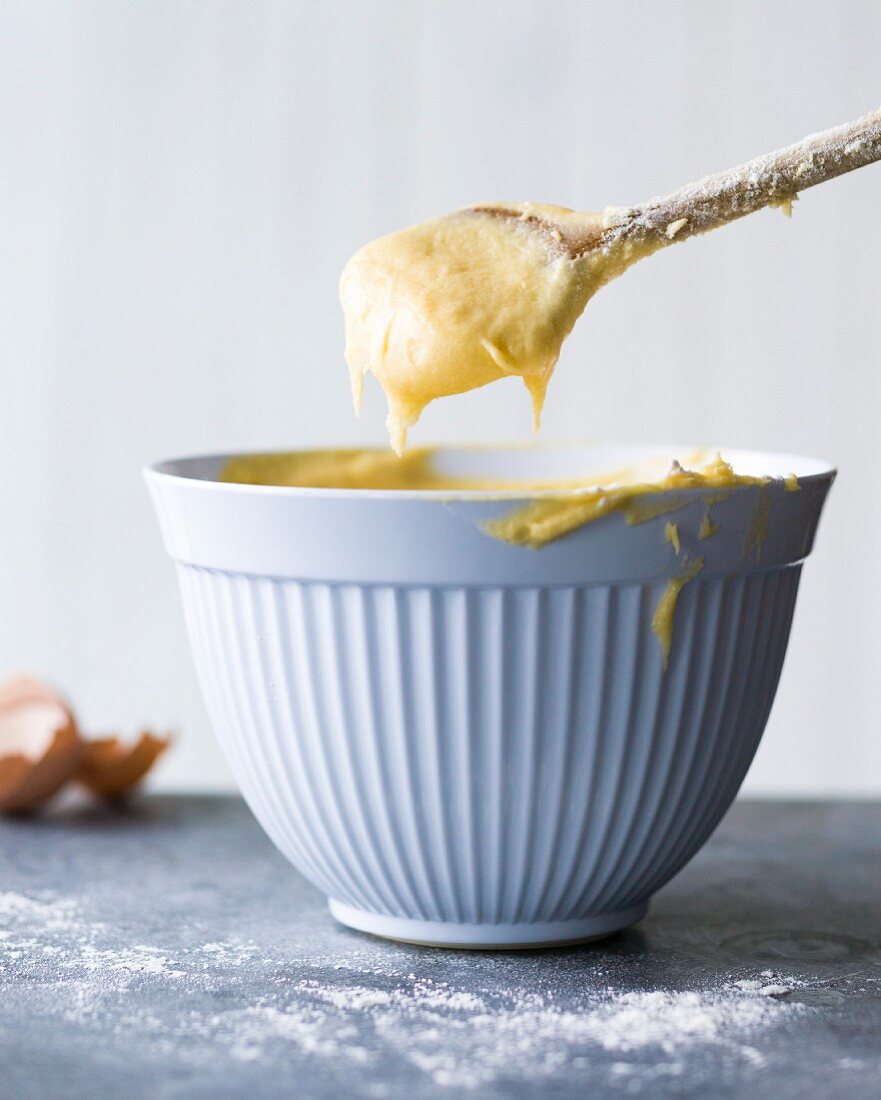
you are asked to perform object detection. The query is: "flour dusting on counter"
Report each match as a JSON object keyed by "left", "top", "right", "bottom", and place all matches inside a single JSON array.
[
  {"left": 0, "top": 886, "right": 815, "bottom": 1092},
  {"left": 3, "top": 798, "right": 881, "bottom": 1097}
]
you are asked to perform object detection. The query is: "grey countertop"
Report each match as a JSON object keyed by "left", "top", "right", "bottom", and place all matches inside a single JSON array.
[{"left": 0, "top": 797, "right": 879, "bottom": 1098}]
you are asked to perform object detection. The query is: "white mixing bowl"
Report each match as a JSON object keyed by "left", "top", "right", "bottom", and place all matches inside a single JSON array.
[{"left": 146, "top": 444, "right": 834, "bottom": 947}]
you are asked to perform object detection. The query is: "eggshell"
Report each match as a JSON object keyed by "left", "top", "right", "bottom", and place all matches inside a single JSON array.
[
  {"left": 77, "top": 732, "right": 170, "bottom": 798},
  {"left": 0, "top": 699, "right": 82, "bottom": 814},
  {"left": 0, "top": 674, "right": 73, "bottom": 719}
]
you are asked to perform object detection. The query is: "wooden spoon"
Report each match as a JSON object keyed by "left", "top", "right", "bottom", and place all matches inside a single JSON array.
[
  {"left": 471, "top": 107, "right": 881, "bottom": 259},
  {"left": 342, "top": 108, "right": 881, "bottom": 452}
]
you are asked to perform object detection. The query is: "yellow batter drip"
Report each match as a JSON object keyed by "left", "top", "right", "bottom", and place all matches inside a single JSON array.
[
  {"left": 339, "top": 204, "right": 658, "bottom": 453},
  {"left": 698, "top": 510, "right": 719, "bottom": 540},
  {"left": 652, "top": 558, "right": 705, "bottom": 669}
]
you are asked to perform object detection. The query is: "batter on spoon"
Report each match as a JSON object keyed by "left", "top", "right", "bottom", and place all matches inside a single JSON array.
[
  {"left": 339, "top": 203, "right": 648, "bottom": 454},
  {"left": 340, "top": 109, "right": 881, "bottom": 452}
]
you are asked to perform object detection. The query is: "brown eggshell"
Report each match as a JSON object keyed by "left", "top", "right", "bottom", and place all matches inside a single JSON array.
[
  {"left": 0, "top": 699, "right": 82, "bottom": 814},
  {"left": 77, "top": 731, "right": 170, "bottom": 798},
  {"left": 0, "top": 674, "right": 74, "bottom": 720}
]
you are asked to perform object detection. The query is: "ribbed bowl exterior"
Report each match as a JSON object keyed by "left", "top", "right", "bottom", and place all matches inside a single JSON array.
[
  {"left": 176, "top": 562, "right": 800, "bottom": 927},
  {"left": 147, "top": 444, "right": 834, "bottom": 943}
]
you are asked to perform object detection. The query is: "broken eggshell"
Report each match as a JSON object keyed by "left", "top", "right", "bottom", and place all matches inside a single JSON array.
[
  {"left": 0, "top": 674, "right": 171, "bottom": 811},
  {"left": 0, "top": 695, "right": 82, "bottom": 814},
  {"left": 0, "top": 673, "right": 74, "bottom": 716},
  {"left": 77, "top": 731, "right": 170, "bottom": 799}
]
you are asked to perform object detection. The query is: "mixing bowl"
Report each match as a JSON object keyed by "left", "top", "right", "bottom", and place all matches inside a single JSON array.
[{"left": 145, "top": 444, "right": 834, "bottom": 947}]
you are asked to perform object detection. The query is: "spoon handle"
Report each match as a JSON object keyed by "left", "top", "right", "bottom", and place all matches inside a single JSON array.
[{"left": 603, "top": 107, "right": 881, "bottom": 254}]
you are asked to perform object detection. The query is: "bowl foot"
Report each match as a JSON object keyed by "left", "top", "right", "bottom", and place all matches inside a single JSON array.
[{"left": 328, "top": 899, "right": 648, "bottom": 950}]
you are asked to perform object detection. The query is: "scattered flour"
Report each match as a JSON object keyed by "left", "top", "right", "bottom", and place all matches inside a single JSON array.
[
  {"left": 735, "top": 978, "right": 793, "bottom": 997},
  {"left": 0, "top": 888, "right": 819, "bottom": 1092},
  {"left": 0, "top": 891, "right": 83, "bottom": 932}
]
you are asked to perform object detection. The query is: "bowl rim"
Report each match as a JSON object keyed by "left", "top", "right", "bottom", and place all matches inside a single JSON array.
[{"left": 143, "top": 441, "right": 837, "bottom": 502}]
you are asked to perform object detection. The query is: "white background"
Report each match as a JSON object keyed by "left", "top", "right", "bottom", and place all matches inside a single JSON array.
[{"left": 2, "top": 0, "right": 879, "bottom": 794}]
